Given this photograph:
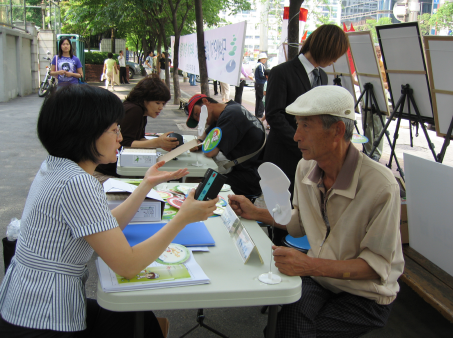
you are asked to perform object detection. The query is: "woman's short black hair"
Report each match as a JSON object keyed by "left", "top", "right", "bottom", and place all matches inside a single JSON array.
[
  {"left": 37, "top": 85, "right": 124, "bottom": 164},
  {"left": 108, "top": 52, "right": 113, "bottom": 58},
  {"left": 58, "top": 38, "right": 73, "bottom": 58},
  {"left": 124, "top": 75, "right": 171, "bottom": 108}
]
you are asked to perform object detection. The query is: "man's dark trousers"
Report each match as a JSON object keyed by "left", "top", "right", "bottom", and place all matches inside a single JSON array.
[
  {"left": 120, "top": 67, "right": 127, "bottom": 84},
  {"left": 234, "top": 80, "right": 246, "bottom": 104},
  {"left": 255, "top": 83, "right": 264, "bottom": 118}
]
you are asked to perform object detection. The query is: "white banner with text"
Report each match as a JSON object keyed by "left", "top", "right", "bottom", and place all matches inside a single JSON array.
[{"left": 172, "top": 21, "right": 246, "bottom": 86}]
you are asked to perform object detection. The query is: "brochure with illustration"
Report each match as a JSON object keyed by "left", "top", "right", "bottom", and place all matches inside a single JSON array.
[{"left": 96, "top": 251, "right": 210, "bottom": 293}]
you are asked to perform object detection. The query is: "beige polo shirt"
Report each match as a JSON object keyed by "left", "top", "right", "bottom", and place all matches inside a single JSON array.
[{"left": 287, "top": 145, "right": 404, "bottom": 305}]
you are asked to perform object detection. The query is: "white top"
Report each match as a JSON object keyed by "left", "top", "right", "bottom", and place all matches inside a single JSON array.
[
  {"left": 118, "top": 55, "right": 126, "bottom": 67},
  {"left": 0, "top": 156, "right": 118, "bottom": 331},
  {"left": 298, "top": 53, "right": 319, "bottom": 87}
]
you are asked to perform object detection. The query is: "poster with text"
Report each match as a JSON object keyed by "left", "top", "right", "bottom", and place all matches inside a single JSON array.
[{"left": 174, "top": 21, "right": 246, "bottom": 86}]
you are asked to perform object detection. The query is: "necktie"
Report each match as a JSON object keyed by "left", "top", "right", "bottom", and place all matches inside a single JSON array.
[{"left": 312, "top": 68, "right": 322, "bottom": 88}]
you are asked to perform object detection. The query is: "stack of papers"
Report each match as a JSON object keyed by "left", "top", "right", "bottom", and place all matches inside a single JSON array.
[{"left": 96, "top": 251, "right": 210, "bottom": 292}]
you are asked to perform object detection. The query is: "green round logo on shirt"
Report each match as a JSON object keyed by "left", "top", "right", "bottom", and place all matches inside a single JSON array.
[{"left": 202, "top": 127, "right": 222, "bottom": 153}]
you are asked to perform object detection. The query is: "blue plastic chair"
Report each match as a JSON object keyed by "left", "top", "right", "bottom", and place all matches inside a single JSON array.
[{"left": 283, "top": 235, "right": 310, "bottom": 253}]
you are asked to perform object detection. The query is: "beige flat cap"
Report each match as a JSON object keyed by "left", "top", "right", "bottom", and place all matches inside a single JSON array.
[{"left": 286, "top": 85, "right": 355, "bottom": 120}]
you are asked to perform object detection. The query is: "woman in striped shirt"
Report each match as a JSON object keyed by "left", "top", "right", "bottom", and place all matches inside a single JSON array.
[{"left": 0, "top": 85, "right": 218, "bottom": 337}]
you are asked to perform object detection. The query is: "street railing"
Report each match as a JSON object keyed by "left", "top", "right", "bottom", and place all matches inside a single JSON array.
[{"left": 0, "top": 0, "right": 61, "bottom": 34}]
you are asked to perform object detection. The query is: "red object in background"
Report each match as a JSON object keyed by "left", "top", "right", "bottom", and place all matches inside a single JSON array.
[
  {"left": 342, "top": 23, "right": 355, "bottom": 75},
  {"left": 301, "top": 31, "right": 308, "bottom": 42},
  {"left": 283, "top": 7, "right": 308, "bottom": 21}
]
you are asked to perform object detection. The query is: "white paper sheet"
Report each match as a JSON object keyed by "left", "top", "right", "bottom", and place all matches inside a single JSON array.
[{"left": 103, "top": 179, "right": 164, "bottom": 202}]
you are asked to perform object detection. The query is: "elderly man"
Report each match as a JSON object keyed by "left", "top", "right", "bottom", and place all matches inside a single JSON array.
[{"left": 229, "top": 86, "right": 404, "bottom": 338}]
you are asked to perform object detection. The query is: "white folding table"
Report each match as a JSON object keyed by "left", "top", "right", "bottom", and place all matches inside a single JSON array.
[{"left": 97, "top": 184, "right": 302, "bottom": 338}]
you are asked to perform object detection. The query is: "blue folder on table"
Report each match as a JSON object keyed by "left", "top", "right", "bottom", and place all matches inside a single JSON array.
[{"left": 123, "top": 222, "right": 215, "bottom": 247}]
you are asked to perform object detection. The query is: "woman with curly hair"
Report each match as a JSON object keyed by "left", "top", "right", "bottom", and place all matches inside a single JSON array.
[{"left": 96, "top": 75, "right": 179, "bottom": 177}]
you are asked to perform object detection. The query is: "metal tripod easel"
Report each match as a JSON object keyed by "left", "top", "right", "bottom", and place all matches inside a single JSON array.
[
  {"left": 355, "top": 82, "right": 404, "bottom": 178},
  {"left": 370, "top": 84, "right": 438, "bottom": 180}
]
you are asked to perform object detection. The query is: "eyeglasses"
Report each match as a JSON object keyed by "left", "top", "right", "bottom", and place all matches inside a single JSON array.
[{"left": 107, "top": 125, "right": 121, "bottom": 138}]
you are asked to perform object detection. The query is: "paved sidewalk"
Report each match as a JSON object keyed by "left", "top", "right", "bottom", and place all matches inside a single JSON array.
[{"left": 0, "top": 76, "right": 452, "bottom": 337}]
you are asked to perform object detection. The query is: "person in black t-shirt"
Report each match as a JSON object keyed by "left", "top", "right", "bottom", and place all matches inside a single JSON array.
[
  {"left": 185, "top": 94, "right": 265, "bottom": 196},
  {"left": 159, "top": 52, "right": 171, "bottom": 81}
]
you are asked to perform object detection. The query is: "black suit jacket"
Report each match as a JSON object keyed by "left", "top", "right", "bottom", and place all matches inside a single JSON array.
[{"left": 263, "top": 56, "right": 328, "bottom": 196}]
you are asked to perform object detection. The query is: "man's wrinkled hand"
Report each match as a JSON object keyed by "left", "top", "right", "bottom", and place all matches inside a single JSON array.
[
  {"left": 272, "top": 245, "right": 314, "bottom": 277},
  {"left": 228, "top": 194, "right": 258, "bottom": 220}
]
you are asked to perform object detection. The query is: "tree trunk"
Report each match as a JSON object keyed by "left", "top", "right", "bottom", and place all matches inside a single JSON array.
[
  {"left": 157, "top": 35, "right": 162, "bottom": 57},
  {"left": 111, "top": 28, "right": 115, "bottom": 54},
  {"left": 288, "top": 0, "right": 304, "bottom": 61},
  {"left": 195, "top": 0, "right": 209, "bottom": 96},
  {"left": 170, "top": 11, "right": 180, "bottom": 104},
  {"left": 86, "top": 38, "right": 91, "bottom": 52},
  {"left": 161, "top": 30, "right": 171, "bottom": 89},
  {"left": 142, "top": 35, "right": 148, "bottom": 58}
]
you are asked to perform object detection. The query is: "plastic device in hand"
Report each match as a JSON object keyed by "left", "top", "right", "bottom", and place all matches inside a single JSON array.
[
  {"left": 167, "top": 133, "right": 184, "bottom": 148},
  {"left": 194, "top": 168, "right": 228, "bottom": 201}
]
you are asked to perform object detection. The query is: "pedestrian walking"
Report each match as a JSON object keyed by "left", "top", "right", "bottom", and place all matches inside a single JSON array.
[
  {"left": 213, "top": 80, "right": 219, "bottom": 95},
  {"left": 144, "top": 51, "right": 154, "bottom": 75},
  {"left": 118, "top": 50, "right": 129, "bottom": 84},
  {"left": 220, "top": 81, "right": 230, "bottom": 102},
  {"left": 103, "top": 52, "right": 118, "bottom": 91},
  {"left": 254, "top": 52, "right": 267, "bottom": 118},
  {"left": 159, "top": 52, "right": 171, "bottom": 81},
  {"left": 234, "top": 60, "right": 254, "bottom": 104},
  {"left": 188, "top": 73, "right": 197, "bottom": 86}
]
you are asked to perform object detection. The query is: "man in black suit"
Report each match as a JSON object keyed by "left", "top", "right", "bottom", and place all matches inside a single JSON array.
[{"left": 263, "top": 24, "right": 349, "bottom": 244}]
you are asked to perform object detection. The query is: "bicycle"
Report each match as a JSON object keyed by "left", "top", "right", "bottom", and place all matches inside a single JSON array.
[{"left": 38, "top": 51, "right": 56, "bottom": 97}]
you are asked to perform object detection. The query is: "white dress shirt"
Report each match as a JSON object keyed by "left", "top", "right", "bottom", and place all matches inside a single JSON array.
[{"left": 298, "top": 53, "right": 319, "bottom": 87}]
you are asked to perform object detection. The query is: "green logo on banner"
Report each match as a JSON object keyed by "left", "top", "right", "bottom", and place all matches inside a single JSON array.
[
  {"left": 352, "top": 133, "right": 369, "bottom": 144},
  {"left": 202, "top": 127, "right": 222, "bottom": 153}
]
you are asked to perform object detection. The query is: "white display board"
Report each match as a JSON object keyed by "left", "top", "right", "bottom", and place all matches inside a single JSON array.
[
  {"left": 348, "top": 31, "right": 389, "bottom": 116},
  {"left": 321, "top": 53, "right": 356, "bottom": 105},
  {"left": 376, "top": 22, "right": 433, "bottom": 121},
  {"left": 423, "top": 36, "right": 453, "bottom": 139},
  {"left": 172, "top": 21, "right": 246, "bottom": 86},
  {"left": 404, "top": 153, "right": 453, "bottom": 276}
]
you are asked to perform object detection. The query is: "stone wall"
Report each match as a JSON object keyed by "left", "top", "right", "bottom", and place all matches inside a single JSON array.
[
  {"left": 37, "top": 30, "right": 56, "bottom": 84},
  {"left": 0, "top": 24, "right": 38, "bottom": 102}
]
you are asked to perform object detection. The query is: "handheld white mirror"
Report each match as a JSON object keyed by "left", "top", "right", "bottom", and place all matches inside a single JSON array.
[
  {"left": 198, "top": 106, "right": 208, "bottom": 137},
  {"left": 257, "top": 162, "right": 292, "bottom": 285},
  {"left": 191, "top": 105, "right": 208, "bottom": 167}
]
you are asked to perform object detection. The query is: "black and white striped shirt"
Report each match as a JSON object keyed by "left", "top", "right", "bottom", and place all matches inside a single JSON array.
[{"left": 0, "top": 156, "right": 118, "bottom": 331}]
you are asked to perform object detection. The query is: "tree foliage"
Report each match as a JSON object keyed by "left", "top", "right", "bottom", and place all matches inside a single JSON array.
[
  {"left": 356, "top": 17, "right": 392, "bottom": 43},
  {"left": 430, "top": 2, "right": 453, "bottom": 34},
  {"left": 418, "top": 13, "right": 432, "bottom": 36}
]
